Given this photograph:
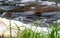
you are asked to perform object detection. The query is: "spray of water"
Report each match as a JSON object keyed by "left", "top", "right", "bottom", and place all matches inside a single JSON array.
[{"left": 1, "top": 12, "right": 6, "bottom": 17}]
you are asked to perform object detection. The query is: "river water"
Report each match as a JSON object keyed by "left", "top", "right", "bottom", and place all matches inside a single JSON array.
[{"left": 6, "top": 11, "right": 60, "bottom": 27}]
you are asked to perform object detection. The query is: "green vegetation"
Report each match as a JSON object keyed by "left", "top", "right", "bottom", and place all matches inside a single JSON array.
[{"left": 1, "top": 21, "right": 60, "bottom": 38}]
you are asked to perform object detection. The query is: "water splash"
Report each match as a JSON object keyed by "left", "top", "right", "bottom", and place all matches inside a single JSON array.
[{"left": 1, "top": 12, "right": 6, "bottom": 17}]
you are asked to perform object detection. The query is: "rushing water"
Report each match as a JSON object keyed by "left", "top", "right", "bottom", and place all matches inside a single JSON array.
[
  {"left": 8, "top": 12, "right": 60, "bottom": 27},
  {"left": 1, "top": 11, "right": 60, "bottom": 27}
]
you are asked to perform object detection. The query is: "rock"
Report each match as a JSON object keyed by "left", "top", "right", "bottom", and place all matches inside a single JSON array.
[{"left": 0, "top": 17, "right": 51, "bottom": 36}]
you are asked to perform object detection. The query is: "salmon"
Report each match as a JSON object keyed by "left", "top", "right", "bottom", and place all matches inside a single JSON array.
[{"left": 5, "top": 2, "right": 60, "bottom": 17}]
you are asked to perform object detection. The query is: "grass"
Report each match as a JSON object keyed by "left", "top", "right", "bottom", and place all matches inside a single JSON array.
[
  {"left": 1, "top": 21, "right": 60, "bottom": 38},
  {"left": 9, "top": 20, "right": 12, "bottom": 38}
]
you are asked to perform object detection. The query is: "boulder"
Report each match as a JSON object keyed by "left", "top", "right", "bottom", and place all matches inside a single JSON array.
[{"left": 0, "top": 17, "right": 51, "bottom": 36}]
